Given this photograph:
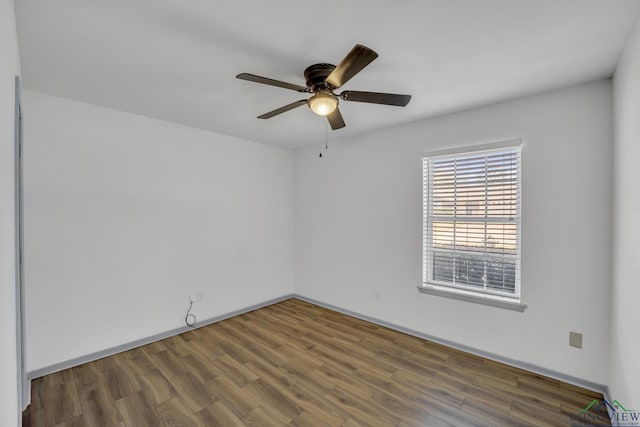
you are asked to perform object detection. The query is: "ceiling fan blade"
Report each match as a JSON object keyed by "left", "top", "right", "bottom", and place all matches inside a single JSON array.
[
  {"left": 325, "top": 45, "right": 378, "bottom": 89},
  {"left": 258, "top": 100, "right": 308, "bottom": 119},
  {"left": 327, "top": 108, "right": 346, "bottom": 130},
  {"left": 236, "top": 73, "right": 310, "bottom": 93},
  {"left": 340, "top": 91, "right": 411, "bottom": 106}
]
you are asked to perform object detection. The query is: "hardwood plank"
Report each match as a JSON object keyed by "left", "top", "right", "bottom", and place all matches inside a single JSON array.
[
  {"left": 183, "top": 339, "right": 227, "bottom": 376},
  {"left": 181, "top": 353, "right": 220, "bottom": 383},
  {"left": 23, "top": 298, "right": 611, "bottom": 427},
  {"left": 415, "top": 383, "right": 466, "bottom": 410},
  {"left": 148, "top": 349, "right": 188, "bottom": 380},
  {"left": 124, "top": 347, "right": 155, "bottom": 376},
  {"left": 199, "top": 401, "right": 247, "bottom": 427},
  {"left": 78, "top": 387, "right": 121, "bottom": 427},
  {"left": 52, "top": 415, "right": 85, "bottom": 427},
  {"left": 164, "top": 334, "right": 193, "bottom": 358},
  {"left": 278, "top": 380, "right": 347, "bottom": 426},
  {"left": 341, "top": 418, "right": 366, "bottom": 427},
  {"left": 280, "top": 360, "right": 336, "bottom": 397},
  {"left": 136, "top": 367, "right": 177, "bottom": 406},
  {"left": 23, "top": 408, "right": 44, "bottom": 427},
  {"left": 288, "top": 410, "right": 335, "bottom": 427},
  {"left": 213, "top": 354, "right": 259, "bottom": 387},
  {"left": 139, "top": 339, "right": 167, "bottom": 355},
  {"left": 375, "top": 349, "right": 440, "bottom": 380},
  {"left": 323, "top": 386, "right": 398, "bottom": 427},
  {"left": 245, "top": 358, "right": 294, "bottom": 391},
  {"left": 226, "top": 318, "right": 283, "bottom": 351},
  {"left": 243, "top": 378, "right": 303, "bottom": 420},
  {"left": 115, "top": 390, "right": 161, "bottom": 427},
  {"left": 314, "top": 365, "right": 373, "bottom": 400},
  {"left": 353, "top": 366, "right": 420, "bottom": 402},
  {"left": 156, "top": 395, "right": 207, "bottom": 427},
  {"left": 509, "top": 399, "right": 571, "bottom": 427},
  {"left": 461, "top": 398, "right": 532, "bottom": 426},
  {"left": 171, "top": 370, "right": 215, "bottom": 412},
  {"left": 72, "top": 363, "right": 101, "bottom": 395},
  {"left": 411, "top": 394, "right": 485, "bottom": 427},
  {"left": 244, "top": 406, "right": 289, "bottom": 427},
  {"left": 102, "top": 356, "right": 141, "bottom": 400},
  {"left": 53, "top": 380, "right": 82, "bottom": 423},
  {"left": 206, "top": 375, "right": 256, "bottom": 419}
]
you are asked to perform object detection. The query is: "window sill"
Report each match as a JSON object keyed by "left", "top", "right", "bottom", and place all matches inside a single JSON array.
[{"left": 417, "top": 284, "right": 527, "bottom": 312}]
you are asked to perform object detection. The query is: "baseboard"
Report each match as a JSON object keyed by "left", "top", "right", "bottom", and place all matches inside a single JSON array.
[
  {"left": 293, "top": 294, "right": 609, "bottom": 395},
  {"left": 27, "top": 293, "right": 294, "bottom": 382},
  {"left": 27, "top": 292, "right": 609, "bottom": 403}
]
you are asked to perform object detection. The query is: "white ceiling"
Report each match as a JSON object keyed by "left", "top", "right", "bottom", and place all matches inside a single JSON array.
[{"left": 15, "top": 0, "right": 640, "bottom": 149}]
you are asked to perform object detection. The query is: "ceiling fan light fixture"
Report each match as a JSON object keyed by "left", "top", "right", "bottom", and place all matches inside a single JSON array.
[
  {"left": 238, "top": 44, "right": 410, "bottom": 130},
  {"left": 308, "top": 92, "right": 338, "bottom": 116}
]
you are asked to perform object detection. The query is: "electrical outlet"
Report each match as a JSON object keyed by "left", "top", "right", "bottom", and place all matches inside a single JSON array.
[
  {"left": 569, "top": 332, "right": 583, "bottom": 349},
  {"left": 374, "top": 291, "right": 380, "bottom": 301},
  {"left": 188, "top": 293, "right": 203, "bottom": 303}
]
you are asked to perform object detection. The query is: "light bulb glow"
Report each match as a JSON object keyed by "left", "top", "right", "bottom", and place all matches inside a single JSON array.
[{"left": 308, "top": 93, "right": 338, "bottom": 116}]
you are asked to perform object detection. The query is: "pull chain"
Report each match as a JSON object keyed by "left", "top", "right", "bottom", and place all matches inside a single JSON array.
[
  {"left": 319, "top": 119, "right": 329, "bottom": 158},
  {"left": 325, "top": 120, "right": 329, "bottom": 150}
]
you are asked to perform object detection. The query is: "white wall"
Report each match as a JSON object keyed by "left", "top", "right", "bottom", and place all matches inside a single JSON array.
[
  {"left": 23, "top": 91, "right": 294, "bottom": 372},
  {"left": 294, "top": 81, "right": 613, "bottom": 384},
  {"left": 611, "top": 19, "right": 640, "bottom": 406},
  {"left": 0, "top": 0, "right": 21, "bottom": 424}
]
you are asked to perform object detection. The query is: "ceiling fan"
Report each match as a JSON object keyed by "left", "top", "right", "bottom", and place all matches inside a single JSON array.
[{"left": 236, "top": 44, "right": 411, "bottom": 130}]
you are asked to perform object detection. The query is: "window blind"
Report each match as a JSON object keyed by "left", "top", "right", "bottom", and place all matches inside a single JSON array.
[{"left": 423, "top": 145, "right": 521, "bottom": 299}]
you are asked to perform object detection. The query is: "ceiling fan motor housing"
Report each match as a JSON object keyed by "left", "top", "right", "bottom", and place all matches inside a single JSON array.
[
  {"left": 304, "top": 63, "right": 336, "bottom": 91},
  {"left": 237, "top": 44, "right": 410, "bottom": 130}
]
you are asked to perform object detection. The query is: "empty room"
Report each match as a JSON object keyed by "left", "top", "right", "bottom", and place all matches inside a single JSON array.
[{"left": 2, "top": 0, "right": 640, "bottom": 426}]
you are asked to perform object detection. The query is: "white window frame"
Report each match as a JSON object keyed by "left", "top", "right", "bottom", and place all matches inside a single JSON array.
[{"left": 419, "top": 140, "right": 526, "bottom": 312}]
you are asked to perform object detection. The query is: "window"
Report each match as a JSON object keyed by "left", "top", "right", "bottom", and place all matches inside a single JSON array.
[{"left": 421, "top": 141, "right": 523, "bottom": 309}]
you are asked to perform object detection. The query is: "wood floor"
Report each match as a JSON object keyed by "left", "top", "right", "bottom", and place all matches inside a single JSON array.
[{"left": 23, "top": 298, "right": 609, "bottom": 426}]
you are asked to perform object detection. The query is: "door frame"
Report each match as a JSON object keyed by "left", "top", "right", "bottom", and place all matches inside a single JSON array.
[{"left": 14, "top": 75, "right": 27, "bottom": 413}]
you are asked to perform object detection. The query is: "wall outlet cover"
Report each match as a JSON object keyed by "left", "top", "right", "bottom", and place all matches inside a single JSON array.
[{"left": 569, "top": 332, "right": 583, "bottom": 349}]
